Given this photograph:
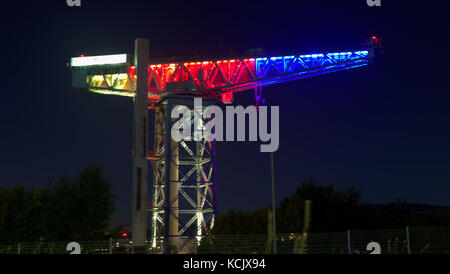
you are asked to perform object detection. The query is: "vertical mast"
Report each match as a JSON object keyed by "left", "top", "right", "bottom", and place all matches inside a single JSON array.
[{"left": 132, "top": 38, "right": 149, "bottom": 252}]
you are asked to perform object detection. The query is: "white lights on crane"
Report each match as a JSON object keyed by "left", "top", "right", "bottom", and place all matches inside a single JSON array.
[{"left": 71, "top": 54, "right": 128, "bottom": 67}]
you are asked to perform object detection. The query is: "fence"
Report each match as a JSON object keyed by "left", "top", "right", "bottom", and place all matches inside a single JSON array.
[
  {"left": 0, "top": 241, "right": 111, "bottom": 254},
  {"left": 0, "top": 227, "right": 449, "bottom": 254},
  {"left": 197, "top": 227, "right": 450, "bottom": 254}
]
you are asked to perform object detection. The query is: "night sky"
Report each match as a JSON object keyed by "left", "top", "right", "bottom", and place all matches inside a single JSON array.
[{"left": 1, "top": 0, "right": 449, "bottom": 228}]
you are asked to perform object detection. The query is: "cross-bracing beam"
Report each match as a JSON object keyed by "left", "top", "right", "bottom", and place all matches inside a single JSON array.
[
  {"left": 149, "top": 99, "right": 216, "bottom": 253},
  {"left": 71, "top": 49, "right": 373, "bottom": 104}
]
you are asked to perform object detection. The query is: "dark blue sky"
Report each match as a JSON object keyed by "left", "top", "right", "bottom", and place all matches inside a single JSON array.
[{"left": 1, "top": 0, "right": 449, "bottom": 228}]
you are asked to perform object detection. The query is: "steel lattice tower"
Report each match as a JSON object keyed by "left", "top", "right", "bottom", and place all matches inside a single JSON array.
[{"left": 149, "top": 99, "right": 217, "bottom": 253}]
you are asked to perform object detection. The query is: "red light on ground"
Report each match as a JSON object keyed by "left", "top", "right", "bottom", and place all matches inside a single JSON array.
[
  {"left": 79, "top": 54, "right": 85, "bottom": 57},
  {"left": 371, "top": 36, "right": 377, "bottom": 40},
  {"left": 121, "top": 232, "right": 128, "bottom": 237},
  {"left": 74, "top": 234, "right": 79, "bottom": 238}
]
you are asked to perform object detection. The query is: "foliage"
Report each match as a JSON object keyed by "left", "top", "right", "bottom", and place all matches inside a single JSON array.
[
  {"left": 212, "top": 208, "right": 269, "bottom": 234},
  {"left": 0, "top": 164, "right": 116, "bottom": 243},
  {"left": 277, "top": 180, "right": 360, "bottom": 233},
  {"left": 212, "top": 180, "right": 362, "bottom": 234},
  {"left": 211, "top": 179, "right": 450, "bottom": 236}
]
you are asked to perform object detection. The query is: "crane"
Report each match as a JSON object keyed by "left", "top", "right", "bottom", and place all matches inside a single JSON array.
[{"left": 69, "top": 36, "right": 381, "bottom": 254}]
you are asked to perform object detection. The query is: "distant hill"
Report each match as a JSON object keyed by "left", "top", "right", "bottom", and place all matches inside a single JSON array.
[
  {"left": 363, "top": 203, "right": 450, "bottom": 228},
  {"left": 371, "top": 203, "right": 450, "bottom": 215}
]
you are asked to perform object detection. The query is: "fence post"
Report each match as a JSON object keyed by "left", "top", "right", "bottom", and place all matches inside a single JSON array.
[
  {"left": 17, "top": 243, "right": 21, "bottom": 254},
  {"left": 347, "top": 230, "right": 351, "bottom": 254},
  {"left": 406, "top": 226, "right": 411, "bottom": 254},
  {"left": 108, "top": 237, "right": 113, "bottom": 254}
]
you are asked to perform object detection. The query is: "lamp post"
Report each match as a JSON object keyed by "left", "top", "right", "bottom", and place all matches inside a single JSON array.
[{"left": 270, "top": 152, "right": 277, "bottom": 254}]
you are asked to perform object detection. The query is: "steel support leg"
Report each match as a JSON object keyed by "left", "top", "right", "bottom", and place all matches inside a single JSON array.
[{"left": 132, "top": 38, "right": 149, "bottom": 253}]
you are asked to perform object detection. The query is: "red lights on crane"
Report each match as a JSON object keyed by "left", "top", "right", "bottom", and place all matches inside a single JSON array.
[
  {"left": 221, "top": 92, "right": 233, "bottom": 104},
  {"left": 368, "top": 35, "right": 382, "bottom": 48}
]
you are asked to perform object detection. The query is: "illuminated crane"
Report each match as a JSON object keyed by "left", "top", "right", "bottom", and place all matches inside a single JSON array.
[{"left": 69, "top": 36, "right": 381, "bottom": 254}]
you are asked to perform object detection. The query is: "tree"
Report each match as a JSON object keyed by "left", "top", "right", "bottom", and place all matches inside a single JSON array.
[
  {"left": 211, "top": 208, "right": 269, "bottom": 234},
  {"left": 0, "top": 186, "right": 49, "bottom": 243},
  {"left": 277, "top": 179, "right": 361, "bottom": 233},
  {"left": 200, "top": 179, "right": 450, "bottom": 253},
  {"left": 44, "top": 164, "right": 116, "bottom": 241},
  {"left": 212, "top": 179, "right": 362, "bottom": 234},
  {"left": 0, "top": 164, "right": 116, "bottom": 243}
]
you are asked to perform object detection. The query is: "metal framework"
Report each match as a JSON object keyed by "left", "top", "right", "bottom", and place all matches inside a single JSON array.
[
  {"left": 149, "top": 100, "right": 216, "bottom": 253},
  {"left": 78, "top": 49, "right": 372, "bottom": 104},
  {"left": 70, "top": 39, "right": 378, "bottom": 254}
]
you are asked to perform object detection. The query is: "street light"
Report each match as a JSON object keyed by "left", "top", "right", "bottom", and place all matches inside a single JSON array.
[{"left": 270, "top": 152, "right": 277, "bottom": 254}]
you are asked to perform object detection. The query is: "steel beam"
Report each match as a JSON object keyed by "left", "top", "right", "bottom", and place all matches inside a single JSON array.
[{"left": 132, "top": 38, "right": 149, "bottom": 253}]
